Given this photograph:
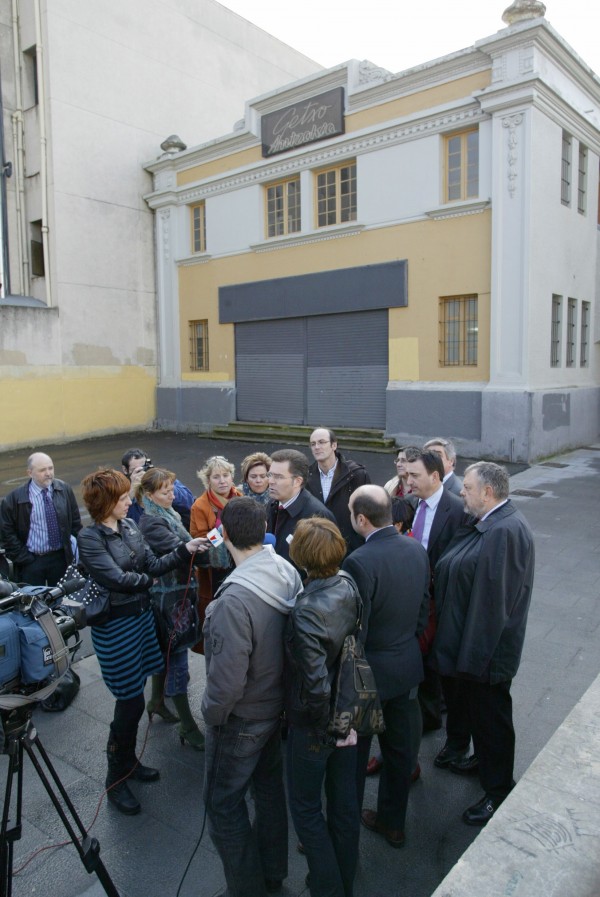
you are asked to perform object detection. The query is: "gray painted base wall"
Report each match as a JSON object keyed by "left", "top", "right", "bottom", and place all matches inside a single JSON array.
[
  {"left": 156, "top": 384, "right": 236, "bottom": 433},
  {"left": 157, "top": 383, "right": 599, "bottom": 462},
  {"left": 386, "top": 385, "right": 600, "bottom": 462}
]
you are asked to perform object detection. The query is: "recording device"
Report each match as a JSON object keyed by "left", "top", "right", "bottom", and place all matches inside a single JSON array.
[
  {"left": 0, "top": 578, "right": 84, "bottom": 700},
  {"left": 140, "top": 457, "right": 153, "bottom": 472}
]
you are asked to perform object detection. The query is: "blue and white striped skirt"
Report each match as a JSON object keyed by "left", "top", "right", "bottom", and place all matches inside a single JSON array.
[{"left": 91, "top": 609, "right": 163, "bottom": 701}]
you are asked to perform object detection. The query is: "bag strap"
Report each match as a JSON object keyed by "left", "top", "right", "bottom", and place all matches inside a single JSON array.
[
  {"left": 337, "top": 569, "right": 363, "bottom": 635},
  {"left": 0, "top": 600, "right": 71, "bottom": 710}
]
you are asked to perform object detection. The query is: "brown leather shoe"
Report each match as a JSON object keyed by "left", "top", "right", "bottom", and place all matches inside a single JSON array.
[{"left": 361, "top": 809, "right": 405, "bottom": 848}]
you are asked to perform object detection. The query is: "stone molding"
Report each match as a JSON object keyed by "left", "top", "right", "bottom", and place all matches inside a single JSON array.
[{"left": 502, "top": 113, "right": 524, "bottom": 197}]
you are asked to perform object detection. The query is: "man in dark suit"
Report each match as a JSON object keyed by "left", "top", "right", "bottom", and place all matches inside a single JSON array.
[
  {"left": 406, "top": 451, "right": 468, "bottom": 734},
  {"left": 0, "top": 452, "right": 81, "bottom": 585},
  {"left": 342, "top": 485, "right": 429, "bottom": 848},
  {"left": 266, "top": 449, "right": 335, "bottom": 575}
]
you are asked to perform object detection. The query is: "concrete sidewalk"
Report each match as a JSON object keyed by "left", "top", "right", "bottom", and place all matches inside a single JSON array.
[{"left": 1, "top": 440, "right": 599, "bottom": 897}]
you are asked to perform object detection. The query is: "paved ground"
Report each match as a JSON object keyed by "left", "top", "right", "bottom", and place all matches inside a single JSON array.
[{"left": 0, "top": 433, "right": 599, "bottom": 897}]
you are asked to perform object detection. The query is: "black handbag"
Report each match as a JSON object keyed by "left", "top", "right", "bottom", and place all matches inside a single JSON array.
[
  {"left": 61, "top": 563, "right": 111, "bottom": 627},
  {"left": 328, "top": 583, "right": 385, "bottom": 739}
]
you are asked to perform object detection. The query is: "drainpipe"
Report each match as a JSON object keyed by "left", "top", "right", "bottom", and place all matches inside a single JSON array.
[
  {"left": 34, "top": 0, "right": 51, "bottom": 305},
  {"left": 11, "top": 0, "right": 28, "bottom": 294},
  {"left": 0, "top": 69, "right": 11, "bottom": 297}
]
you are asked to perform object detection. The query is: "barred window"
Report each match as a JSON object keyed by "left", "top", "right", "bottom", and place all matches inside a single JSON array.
[
  {"left": 561, "top": 131, "right": 571, "bottom": 206},
  {"left": 191, "top": 203, "right": 206, "bottom": 253},
  {"left": 445, "top": 130, "right": 479, "bottom": 202},
  {"left": 316, "top": 162, "right": 356, "bottom": 227},
  {"left": 577, "top": 143, "right": 587, "bottom": 214},
  {"left": 439, "top": 296, "right": 478, "bottom": 366},
  {"left": 265, "top": 178, "right": 301, "bottom": 238},
  {"left": 580, "top": 301, "right": 590, "bottom": 368},
  {"left": 550, "top": 295, "right": 562, "bottom": 367},
  {"left": 189, "top": 320, "right": 209, "bottom": 371},
  {"left": 566, "top": 299, "right": 577, "bottom": 368}
]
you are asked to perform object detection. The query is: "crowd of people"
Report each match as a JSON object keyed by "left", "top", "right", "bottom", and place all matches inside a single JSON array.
[{"left": 0, "top": 432, "right": 535, "bottom": 897}]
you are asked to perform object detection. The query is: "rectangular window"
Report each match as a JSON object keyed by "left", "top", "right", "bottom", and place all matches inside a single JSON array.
[
  {"left": 580, "top": 301, "right": 590, "bottom": 367},
  {"left": 439, "top": 295, "right": 478, "bottom": 366},
  {"left": 191, "top": 203, "right": 206, "bottom": 253},
  {"left": 189, "top": 320, "right": 209, "bottom": 371},
  {"left": 445, "top": 129, "right": 479, "bottom": 202},
  {"left": 23, "top": 46, "right": 39, "bottom": 108},
  {"left": 550, "top": 294, "right": 562, "bottom": 367},
  {"left": 316, "top": 162, "right": 356, "bottom": 227},
  {"left": 561, "top": 131, "right": 571, "bottom": 206},
  {"left": 265, "top": 178, "right": 301, "bottom": 238},
  {"left": 577, "top": 143, "right": 587, "bottom": 214},
  {"left": 30, "top": 220, "right": 44, "bottom": 277},
  {"left": 566, "top": 298, "right": 577, "bottom": 367}
]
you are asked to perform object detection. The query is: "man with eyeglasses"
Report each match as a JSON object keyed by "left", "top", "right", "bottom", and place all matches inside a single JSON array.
[
  {"left": 266, "top": 449, "right": 335, "bottom": 575},
  {"left": 306, "top": 427, "right": 370, "bottom": 554},
  {"left": 423, "top": 438, "right": 462, "bottom": 496}
]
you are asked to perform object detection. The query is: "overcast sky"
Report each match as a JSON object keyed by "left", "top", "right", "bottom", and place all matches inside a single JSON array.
[{"left": 219, "top": 0, "right": 598, "bottom": 77}]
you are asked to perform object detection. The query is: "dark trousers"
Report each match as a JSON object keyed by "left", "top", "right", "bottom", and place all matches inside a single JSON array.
[
  {"left": 204, "top": 716, "right": 288, "bottom": 897},
  {"left": 287, "top": 726, "right": 359, "bottom": 897},
  {"left": 357, "top": 690, "right": 413, "bottom": 831},
  {"left": 462, "top": 679, "right": 515, "bottom": 801},
  {"left": 17, "top": 548, "right": 67, "bottom": 586},
  {"left": 440, "top": 675, "right": 471, "bottom": 750},
  {"left": 417, "top": 660, "right": 443, "bottom": 731}
]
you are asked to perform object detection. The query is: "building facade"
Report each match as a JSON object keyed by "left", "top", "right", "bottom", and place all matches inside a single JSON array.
[
  {"left": 0, "top": 0, "right": 320, "bottom": 450},
  {"left": 145, "top": 10, "right": 600, "bottom": 462}
]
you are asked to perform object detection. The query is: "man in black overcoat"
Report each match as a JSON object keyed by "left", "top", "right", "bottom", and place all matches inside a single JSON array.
[
  {"left": 342, "top": 485, "right": 430, "bottom": 848},
  {"left": 432, "top": 461, "right": 535, "bottom": 826}
]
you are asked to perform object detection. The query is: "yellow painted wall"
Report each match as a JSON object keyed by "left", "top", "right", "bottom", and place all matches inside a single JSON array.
[
  {"left": 347, "top": 71, "right": 491, "bottom": 133},
  {"left": 177, "top": 147, "right": 263, "bottom": 187},
  {"left": 178, "top": 212, "right": 491, "bottom": 383},
  {"left": 0, "top": 365, "right": 157, "bottom": 449}
]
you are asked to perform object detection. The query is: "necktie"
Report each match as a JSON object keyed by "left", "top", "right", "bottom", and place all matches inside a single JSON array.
[
  {"left": 42, "top": 487, "right": 62, "bottom": 550},
  {"left": 275, "top": 504, "right": 289, "bottom": 535},
  {"left": 411, "top": 499, "right": 427, "bottom": 544}
]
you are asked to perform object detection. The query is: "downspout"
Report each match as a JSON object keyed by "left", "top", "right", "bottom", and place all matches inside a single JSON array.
[
  {"left": 0, "top": 69, "right": 11, "bottom": 297},
  {"left": 11, "top": 0, "right": 27, "bottom": 294},
  {"left": 34, "top": 0, "right": 51, "bottom": 305}
]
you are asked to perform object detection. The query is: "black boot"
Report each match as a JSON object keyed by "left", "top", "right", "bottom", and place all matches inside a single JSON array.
[
  {"left": 106, "top": 730, "right": 141, "bottom": 815},
  {"left": 124, "top": 740, "right": 160, "bottom": 783}
]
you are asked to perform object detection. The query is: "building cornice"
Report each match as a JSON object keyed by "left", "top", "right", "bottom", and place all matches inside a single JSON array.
[
  {"left": 426, "top": 199, "right": 491, "bottom": 220},
  {"left": 147, "top": 100, "right": 487, "bottom": 207}
]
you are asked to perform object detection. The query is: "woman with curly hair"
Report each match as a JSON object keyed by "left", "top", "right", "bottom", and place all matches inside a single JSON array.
[{"left": 238, "top": 451, "right": 271, "bottom": 506}]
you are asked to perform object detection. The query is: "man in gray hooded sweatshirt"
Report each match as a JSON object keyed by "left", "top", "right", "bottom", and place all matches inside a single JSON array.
[{"left": 202, "top": 497, "right": 302, "bottom": 897}]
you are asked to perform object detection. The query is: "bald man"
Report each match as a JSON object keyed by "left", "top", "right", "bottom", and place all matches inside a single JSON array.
[
  {"left": 343, "top": 485, "right": 430, "bottom": 849},
  {"left": 0, "top": 452, "right": 81, "bottom": 585}
]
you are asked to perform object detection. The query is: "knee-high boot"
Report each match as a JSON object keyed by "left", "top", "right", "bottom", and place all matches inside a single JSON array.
[
  {"left": 146, "top": 673, "right": 179, "bottom": 723},
  {"left": 106, "top": 725, "right": 141, "bottom": 815},
  {"left": 171, "top": 693, "right": 205, "bottom": 751}
]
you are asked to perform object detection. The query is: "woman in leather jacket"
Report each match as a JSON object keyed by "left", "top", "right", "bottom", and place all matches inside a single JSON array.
[
  {"left": 285, "top": 517, "right": 361, "bottom": 897},
  {"left": 77, "top": 469, "right": 206, "bottom": 816}
]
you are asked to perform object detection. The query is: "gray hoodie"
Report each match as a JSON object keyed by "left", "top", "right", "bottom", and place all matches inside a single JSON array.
[{"left": 202, "top": 546, "right": 302, "bottom": 727}]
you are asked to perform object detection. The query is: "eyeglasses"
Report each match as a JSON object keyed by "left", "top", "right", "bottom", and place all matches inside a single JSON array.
[
  {"left": 267, "top": 473, "right": 297, "bottom": 482},
  {"left": 310, "top": 440, "right": 330, "bottom": 447}
]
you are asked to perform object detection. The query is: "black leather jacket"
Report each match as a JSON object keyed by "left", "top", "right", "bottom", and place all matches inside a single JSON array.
[
  {"left": 77, "top": 518, "right": 189, "bottom": 617},
  {"left": 285, "top": 572, "right": 359, "bottom": 730},
  {"left": 0, "top": 479, "right": 81, "bottom": 567}
]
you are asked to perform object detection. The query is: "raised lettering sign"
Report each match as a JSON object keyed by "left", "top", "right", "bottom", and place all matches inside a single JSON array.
[{"left": 261, "top": 87, "right": 345, "bottom": 157}]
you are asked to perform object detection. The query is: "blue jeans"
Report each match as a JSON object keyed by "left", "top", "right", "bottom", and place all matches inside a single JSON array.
[
  {"left": 287, "top": 726, "right": 359, "bottom": 897},
  {"left": 163, "top": 648, "right": 188, "bottom": 697},
  {"left": 204, "top": 716, "right": 288, "bottom": 897}
]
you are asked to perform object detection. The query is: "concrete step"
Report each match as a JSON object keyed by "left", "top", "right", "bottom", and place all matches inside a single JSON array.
[{"left": 210, "top": 422, "right": 397, "bottom": 453}]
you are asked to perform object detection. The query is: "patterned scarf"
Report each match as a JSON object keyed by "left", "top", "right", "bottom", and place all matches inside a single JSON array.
[{"left": 241, "top": 481, "right": 271, "bottom": 507}]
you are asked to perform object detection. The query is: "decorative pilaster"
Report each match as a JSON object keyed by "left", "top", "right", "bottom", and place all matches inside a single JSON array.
[{"left": 502, "top": 114, "right": 524, "bottom": 198}]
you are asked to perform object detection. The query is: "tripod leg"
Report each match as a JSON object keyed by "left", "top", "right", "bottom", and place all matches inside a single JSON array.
[
  {"left": 0, "top": 736, "right": 24, "bottom": 897},
  {"left": 20, "top": 726, "right": 121, "bottom": 897}
]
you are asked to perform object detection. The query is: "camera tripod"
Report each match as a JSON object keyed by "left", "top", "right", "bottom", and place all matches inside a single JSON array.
[{"left": 0, "top": 706, "right": 120, "bottom": 897}]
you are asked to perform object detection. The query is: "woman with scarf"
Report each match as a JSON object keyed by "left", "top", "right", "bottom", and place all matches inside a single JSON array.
[
  {"left": 190, "top": 456, "right": 241, "bottom": 647},
  {"left": 238, "top": 451, "right": 271, "bottom": 506},
  {"left": 137, "top": 467, "right": 208, "bottom": 750}
]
